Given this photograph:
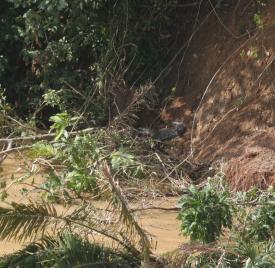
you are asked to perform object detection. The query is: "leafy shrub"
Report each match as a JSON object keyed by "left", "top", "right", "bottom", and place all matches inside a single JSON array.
[
  {"left": 237, "top": 240, "right": 275, "bottom": 268},
  {"left": 247, "top": 199, "right": 275, "bottom": 241},
  {"left": 65, "top": 170, "right": 97, "bottom": 195},
  {"left": 177, "top": 185, "right": 233, "bottom": 243},
  {"left": 49, "top": 112, "right": 78, "bottom": 141},
  {"left": 50, "top": 133, "right": 106, "bottom": 195},
  {"left": 38, "top": 130, "right": 147, "bottom": 197},
  {"left": 28, "top": 141, "right": 56, "bottom": 159}
]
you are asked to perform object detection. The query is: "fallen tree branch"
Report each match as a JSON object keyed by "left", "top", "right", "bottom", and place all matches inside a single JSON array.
[
  {"left": 0, "top": 144, "right": 33, "bottom": 157},
  {"left": 0, "top": 139, "right": 13, "bottom": 163},
  {"left": 0, "top": 127, "right": 104, "bottom": 162},
  {"left": 0, "top": 127, "right": 102, "bottom": 143},
  {"left": 103, "top": 162, "right": 151, "bottom": 260}
]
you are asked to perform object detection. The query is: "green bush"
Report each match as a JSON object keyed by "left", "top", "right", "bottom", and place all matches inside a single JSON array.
[
  {"left": 247, "top": 199, "right": 275, "bottom": 241},
  {"left": 177, "top": 185, "right": 233, "bottom": 243}
]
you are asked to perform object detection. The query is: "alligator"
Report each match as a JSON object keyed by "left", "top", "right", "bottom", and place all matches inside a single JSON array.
[{"left": 137, "top": 122, "right": 186, "bottom": 141}]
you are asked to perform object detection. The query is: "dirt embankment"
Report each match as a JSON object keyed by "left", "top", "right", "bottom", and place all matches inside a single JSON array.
[{"left": 161, "top": 1, "right": 275, "bottom": 190}]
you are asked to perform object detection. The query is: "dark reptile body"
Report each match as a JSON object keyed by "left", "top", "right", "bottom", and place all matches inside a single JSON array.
[{"left": 138, "top": 122, "right": 186, "bottom": 141}]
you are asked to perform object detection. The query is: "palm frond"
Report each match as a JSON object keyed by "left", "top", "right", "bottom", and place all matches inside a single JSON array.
[
  {"left": 0, "top": 232, "right": 139, "bottom": 268},
  {"left": 0, "top": 201, "right": 137, "bottom": 254},
  {"left": 102, "top": 162, "right": 152, "bottom": 260},
  {"left": 0, "top": 201, "right": 58, "bottom": 241},
  {"left": 0, "top": 235, "right": 55, "bottom": 268}
]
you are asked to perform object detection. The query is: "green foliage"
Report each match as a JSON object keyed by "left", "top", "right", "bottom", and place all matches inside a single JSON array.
[
  {"left": 43, "top": 89, "right": 65, "bottom": 111},
  {"left": 28, "top": 141, "right": 56, "bottom": 159},
  {"left": 65, "top": 170, "right": 97, "bottom": 195},
  {"left": 247, "top": 198, "right": 275, "bottom": 241},
  {"left": 0, "top": 86, "right": 10, "bottom": 112},
  {"left": 173, "top": 186, "right": 275, "bottom": 267},
  {"left": 52, "top": 133, "right": 107, "bottom": 195},
  {"left": 237, "top": 241, "right": 275, "bottom": 268},
  {"left": 38, "top": 131, "right": 146, "bottom": 197},
  {"left": 2, "top": 0, "right": 110, "bottom": 124},
  {"left": 49, "top": 112, "right": 78, "bottom": 140},
  {"left": 253, "top": 0, "right": 266, "bottom": 30},
  {"left": 254, "top": 13, "right": 264, "bottom": 29},
  {"left": 1, "top": 0, "right": 180, "bottom": 126},
  {"left": 0, "top": 232, "right": 138, "bottom": 268},
  {"left": 41, "top": 172, "right": 63, "bottom": 201},
  {"left": 177, "top": 185, "right": 233, "bottom": 243}
]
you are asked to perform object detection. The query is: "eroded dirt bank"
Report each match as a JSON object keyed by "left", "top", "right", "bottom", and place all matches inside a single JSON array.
[{"left": 161, "top": 0, "right": 275, "bottom": 190}]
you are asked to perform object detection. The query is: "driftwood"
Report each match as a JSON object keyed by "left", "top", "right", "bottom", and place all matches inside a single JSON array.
[
  {"left": 0, "top": 127, "right": 100, "bottom": 143},
  {"left": 0, "top": 127, "right": 102, "bottom": 164},
  {"left": 0, "top": 139, "right": 13, "bottom": 163}
]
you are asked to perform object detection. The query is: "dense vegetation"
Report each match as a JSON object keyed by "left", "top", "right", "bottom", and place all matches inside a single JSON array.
[
  {"left": 0, "top": 0, "right": 182, "bottom": 129},
  {"left": 0, "top": 0, "right": 274, "bottom": 267},
  {"left": 175, "top": 178, "right": 275, "bottom": 267}
]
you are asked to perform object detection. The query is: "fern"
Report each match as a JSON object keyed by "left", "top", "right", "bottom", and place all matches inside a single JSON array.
[{"left": 0, "top": 233, "right": 139, "bottom": 268}]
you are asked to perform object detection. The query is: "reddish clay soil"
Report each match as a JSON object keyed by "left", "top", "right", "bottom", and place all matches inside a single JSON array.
[{"left": 161, "top": 0, "right": 275, "bottom": 190}]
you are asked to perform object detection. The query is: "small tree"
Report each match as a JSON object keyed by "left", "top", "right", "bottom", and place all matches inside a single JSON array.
[{"left": 177, "top": 185, "right": 233, "bottom": 243}]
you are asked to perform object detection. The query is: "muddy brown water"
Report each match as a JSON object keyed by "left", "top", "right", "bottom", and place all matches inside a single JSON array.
[{"left": 0, "top": 155, "right": 186, "bottom": 256}]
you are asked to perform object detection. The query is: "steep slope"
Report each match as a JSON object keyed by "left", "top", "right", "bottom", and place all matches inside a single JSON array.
[{"left": 162, "top": 0, "right": 275, "bottom": 190}]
